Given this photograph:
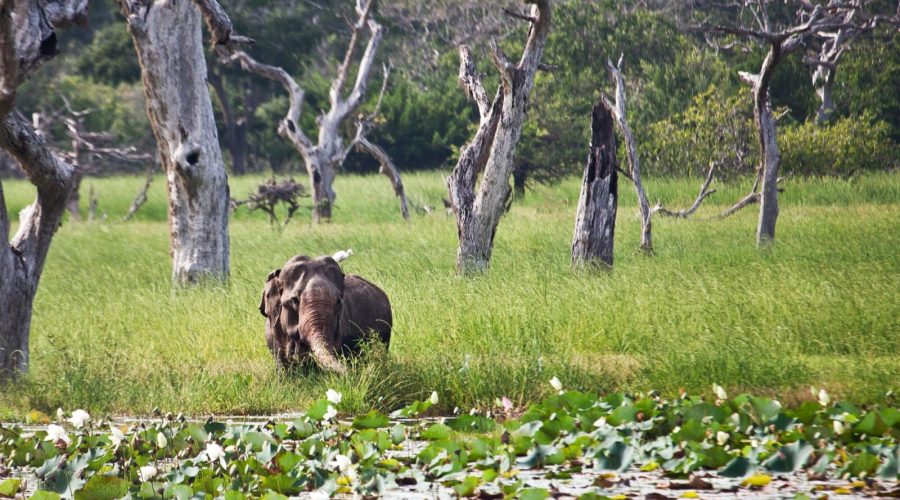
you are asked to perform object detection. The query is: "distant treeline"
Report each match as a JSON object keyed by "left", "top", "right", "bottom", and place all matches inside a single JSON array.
[{"left": 6, "top": 0, "right": 898, "bottom": 182}]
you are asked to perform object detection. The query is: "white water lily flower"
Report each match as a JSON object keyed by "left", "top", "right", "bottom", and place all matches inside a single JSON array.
[
  {"left": 833, "top": 420, "right": 845, "bottom": 435},
  {"left": 712, "top": 384, "right": 728, "bottom": 401},
  {"left": 56, "top": 408, "right": 64, "bottom": 421},
  {"left": 156, "top": 433, "right": 168, "bottom": 449},
  {"left": 323, "top": 405, "right": 338, "bottom": 421},
  {"left": 429, "top": 391, "right": 439, "bottom": 405},
  {"left": 593, "top": 417, "right": 608, "bottom": 428},
  {"left": 68, "top": 409, "right": 90, "bottom": 429},
  {"left": 549, "top": 376, "right": 563, "bottom": 392},
  {"left": 716, "top": 431, "right": 729, "bottom": 446},
  {"left": 138, "top": 465, "right": 158, "bottom": 482},
  {"left": 818, "top": 389, "right": 831, "bottom": 406},
  {"left": 205, "top": 442, "right": 225, "bottom": 464},
  {"left": 109, "top": 426, "right": 126, "bottom": 446},
  {"left": 331, "top": 454, "right": 352, "bottom": 471},
  {"left": 45, "top": 424, "right": 71, "bottom": 445},
  {"left": 326, "top": 389, "right": 343, "bottom": 405},
  {"left": 346, "top": 464, "right": 359, "bottom": 482}
]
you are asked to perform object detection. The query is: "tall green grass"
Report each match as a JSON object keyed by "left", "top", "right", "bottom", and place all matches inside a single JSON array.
[{"left": 1, "top": 172, "right": 898, "bottom": 416}]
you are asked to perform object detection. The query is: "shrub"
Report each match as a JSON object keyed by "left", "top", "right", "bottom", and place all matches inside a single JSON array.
[
  {"left": 641, "top": 85, "right": 758, "bottom": 179},
  {"left": 780, "top": 114, "right": 897, "bottom": 176}
]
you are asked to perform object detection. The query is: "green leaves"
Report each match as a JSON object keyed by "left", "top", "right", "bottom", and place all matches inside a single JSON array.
[
  {"left": 352, "top": 410, "right": 390, "bottom": 429},
  {"left": 0, "top": 479, "right": 21, "bottom": 498},
  {"left": 74, "top": 476, "right": 128, "bottom": 500},
  {"left": 763, "top": 441, "right": 814, "bottom": 473},
  {"left": 4, "top": 390, "right": 900, "bottom": 499}
]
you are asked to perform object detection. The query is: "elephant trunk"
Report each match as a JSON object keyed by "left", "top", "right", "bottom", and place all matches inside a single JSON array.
[{"left": 300, "top": 294, "right": 345, "bottom": 374}]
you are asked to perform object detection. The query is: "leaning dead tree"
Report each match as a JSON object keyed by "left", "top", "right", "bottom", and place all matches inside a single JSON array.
[
  {"left": 0, "top": 0, "right": 87, "bottom": 379},
  {"left": 222, "top": 0, "right": 403, "bottom": 222},
  {"left": 572, "top": 100, "right": 618, "bottom": 267},
  {"left": 604, "top": 57, "right": 652, "bottom": 253},
  {"left": 118, "top": 0, "right": 238, "bottom": 283},
  {"left": 447, "top": 0, "right": 552, "bottom": 274},
  {"left": 705, "top": 0, "right": 875, "bottom": 246}
]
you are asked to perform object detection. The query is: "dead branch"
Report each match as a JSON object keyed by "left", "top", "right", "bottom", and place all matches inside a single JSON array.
[
  {"left": 231, "top": 177, "right": 309, "bottom": 226},
  {"left": 653, "top": 162, "right": 718, "bottom": 218},
  {"left": 124, "top": 160, "right": 158, "bottom": 221}
]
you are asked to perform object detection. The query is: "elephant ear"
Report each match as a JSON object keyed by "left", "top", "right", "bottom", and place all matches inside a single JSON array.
[{"left": 259, "top": 269, "right": 282, "bottom": 317}]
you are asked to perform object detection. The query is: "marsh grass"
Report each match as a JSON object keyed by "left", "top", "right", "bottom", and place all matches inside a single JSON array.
[{"left": 1, "top": 171, "right": 898, "bottom": 416}]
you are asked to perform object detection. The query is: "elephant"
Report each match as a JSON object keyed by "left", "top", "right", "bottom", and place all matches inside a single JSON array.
[{"left": 259, "top": 254, "right": 392, "bottom": 373}]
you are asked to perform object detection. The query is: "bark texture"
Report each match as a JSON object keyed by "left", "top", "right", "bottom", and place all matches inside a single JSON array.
[
  {"left": 0, "top": 0, "right": 87, "bottom": 378},
  {"left": 447, "top": 0, "right": 552, "bottom": 274},
  {"left": 224, "top": 0, "right": 390, "bottom": 222},
  {"left": 572, "top": 100, "right": 618, "bottom": 267},
  {"left": 120, "top": 0, "right": 230, "bottom": 283}
]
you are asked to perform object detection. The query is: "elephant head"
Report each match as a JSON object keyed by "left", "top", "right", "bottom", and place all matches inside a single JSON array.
[{"left": 261, "top": 255, "right": 348, "bottom": 373}]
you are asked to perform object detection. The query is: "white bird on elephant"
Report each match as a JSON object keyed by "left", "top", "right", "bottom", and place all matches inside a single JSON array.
[{"left": 332, "top": 249, "right": 353, "bottom": 262}]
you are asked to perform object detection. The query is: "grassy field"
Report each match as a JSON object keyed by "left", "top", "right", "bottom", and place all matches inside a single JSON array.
[{"left": 1, "top": 171, "right": 898, "bottom": 417}]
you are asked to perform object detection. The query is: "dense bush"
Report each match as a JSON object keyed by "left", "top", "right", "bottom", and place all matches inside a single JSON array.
[
  {"left": 780, "top": 115, "right": 897, "bottom": 176},
  {"left": 641, "top": 86, "right": 758, "bottom": 178}
]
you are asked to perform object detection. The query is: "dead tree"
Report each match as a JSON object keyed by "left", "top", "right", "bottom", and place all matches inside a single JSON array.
[
  {"left": 447, "top": 0, "right": 552, "bottom": 274},
  {"left": 32, "top": 99, "right": 152, "bottom": 220},
  {"left": 572, "top": 100, "right": 618, "bottom": 267},
  {"left": 805, "top": 1, "right": 900, "bottom": 124},
  {"left": 605, "top": 57, "right": 652, "bottom": 253},
  {"left": 705, "top": 1, "right": 872, "bottom": 246},
  {"left": 220, "top": 0, "right": 397, "bottom": 222},
  {"left": 0, "top": 0, "right": 87, "bottom": 379},
  {"left": 118, "top": 0, "right": 240, "bottom": 283}
]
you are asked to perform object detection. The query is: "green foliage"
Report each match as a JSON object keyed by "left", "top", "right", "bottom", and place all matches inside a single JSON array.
[
  {"left": 364, "top": 66, "right": 474, "bottom": 171},
  {"left": 74, "top": 23, "right": 142, "bottom": 85},
  {"left": 2, "top": 390, "right": 899, "bottom": 499},
  {"left": 517, "top": 1, "right": 738, "bottom": 186},
  {"left": 780, "top": 115, "right": 898, "bottom": 176},
  {"left": 834, "top": 34, "right": 900, "bottom": 142},
  {"left": 641, "top": 85, "right": 757, "bottom": 178}
]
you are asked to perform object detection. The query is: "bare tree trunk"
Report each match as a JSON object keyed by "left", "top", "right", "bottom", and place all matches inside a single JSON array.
[
  {"left": 120, "top": 0, "right": 230, "bottom": 283},
  {"left": 0, "top": 0, "right": 86, "bottom": 379},
  {"left": 606, "top": 57, "right": 652, "bottom": 253},
  {"left": 742, "top": 44, "right": 784, "bottom": 246},
  {"left": 447, "top": 1, "right": 552, "bottom": 274},
  {"left": 0, "top": 112, "right": 75, "bottom": 378},
  {"left": 572, "top": 100, "right": 618, "bottom": 267}
]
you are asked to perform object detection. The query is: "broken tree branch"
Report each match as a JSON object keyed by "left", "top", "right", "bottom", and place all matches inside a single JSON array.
[{"left": 653, "top": 162, "right": 717, "bottom": 218}]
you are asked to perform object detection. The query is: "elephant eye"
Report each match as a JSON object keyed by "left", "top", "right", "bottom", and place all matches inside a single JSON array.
[{"left": 291, "top": 297, "right": 300, "bottom": 308}]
